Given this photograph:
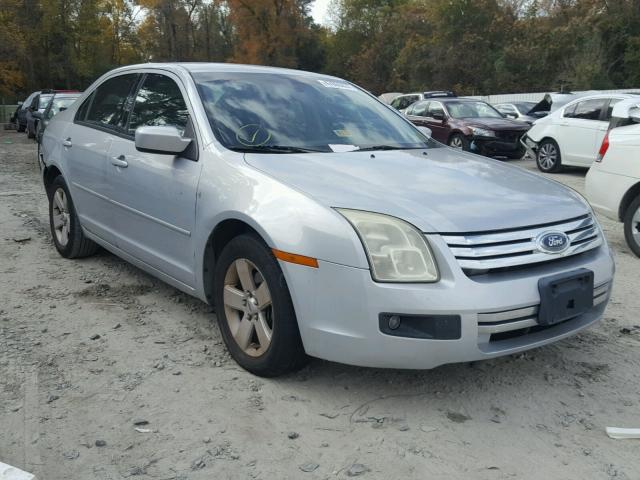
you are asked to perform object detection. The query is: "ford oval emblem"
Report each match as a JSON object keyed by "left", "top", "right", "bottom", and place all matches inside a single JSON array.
[{"left": 536, "top": 231, "right": 570, "bottom": 254}]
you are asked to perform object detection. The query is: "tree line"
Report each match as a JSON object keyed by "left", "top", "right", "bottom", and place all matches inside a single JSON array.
[{"left": 1, "top": 0, "right": 639, "bottom": 101}]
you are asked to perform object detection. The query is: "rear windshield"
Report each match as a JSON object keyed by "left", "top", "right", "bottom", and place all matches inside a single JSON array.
[{"left": 193, "top": 72, "right": 437, "bottom": 153}]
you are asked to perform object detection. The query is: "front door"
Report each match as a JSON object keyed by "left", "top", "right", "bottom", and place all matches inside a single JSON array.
[{"left": 106, "top": 72, "right": 203, "bottom": 287}]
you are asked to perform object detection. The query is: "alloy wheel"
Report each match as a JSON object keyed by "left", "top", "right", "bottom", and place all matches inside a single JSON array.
[
  {"left": 449, "top": 136, "right": 464, "bottom": 149},
  {"left": 538, "top": 143, "right": 557, "bottom": 170},
  {"left": 632, "top": 206, "right": 640, "bottom": 248},
  {"left": 52, "top": 187, "right": 71, "bottom": 247},
  {"left": 223, "top": 258, "right": 273, "bottom": 357}
]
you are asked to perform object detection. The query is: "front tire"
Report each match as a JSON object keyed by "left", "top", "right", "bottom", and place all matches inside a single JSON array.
[
  {"left": 16, "top": 121, "right": 25, "bottom": 133},
  {"left": 48, "top": 175, "right": 99, "bottom": 258},
  {"left": 214, "top": 234, "right": 307, "bottom": 377},
  {"left": 623, "top": 195, "right": 640, "bottom": 257},
  {"left": 448, "top": 133, "right": 469, "bottom": 151},
  {"left": 537, "top": 139, "right": 562, "bottom": 172}
]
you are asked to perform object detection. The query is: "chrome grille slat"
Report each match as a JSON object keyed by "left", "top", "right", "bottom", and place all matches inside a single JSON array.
[
  {"left": 477, "top": 282, "right": 610, "bottom": 335},
  {"left": 441, "top": 215, "right": 592, "bottom": 246},
  {"left": 442, "top": 214, "right": 601, "bottom": 272}
]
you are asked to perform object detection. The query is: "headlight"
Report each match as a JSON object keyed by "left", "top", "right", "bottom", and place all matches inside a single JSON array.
[
  {"left": 337, "top": 209, "right": 439, "bottom": 283},
  {"left": 470, "top": 127, "right": 496, "bottom": 137}
]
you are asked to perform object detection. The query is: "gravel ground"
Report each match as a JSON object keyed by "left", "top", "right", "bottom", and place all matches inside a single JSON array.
[{"left": 1, "top": 129, "right": 639, "bottom": 480}]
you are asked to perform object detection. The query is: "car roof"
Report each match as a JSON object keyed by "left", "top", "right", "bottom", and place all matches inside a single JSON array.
[{"left": 106, "top": 62, "right": 341, "bottom": 81}]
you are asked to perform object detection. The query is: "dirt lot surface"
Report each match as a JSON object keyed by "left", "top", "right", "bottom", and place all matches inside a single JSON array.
[{"left": 1, "top": 129, "right": 639, "bottom": 480}]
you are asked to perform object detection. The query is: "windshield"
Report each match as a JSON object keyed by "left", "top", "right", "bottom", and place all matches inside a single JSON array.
[
  {"left": 446, "top": 101, "right": 503, "bottom": 119},
  {"left": 194, "top": 72, "right": 436, "bottom": 153},
  {"left": 514, "top": 102, "right": 536, "bottom": 114},
  {"left": 47, "top": 96, "right": 79, "bottom": 118}
]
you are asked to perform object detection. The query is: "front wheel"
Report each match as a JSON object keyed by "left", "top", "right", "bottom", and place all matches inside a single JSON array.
[
  {"left": 48, "top": 176, "right": 99, "bottom": 258},
  {"left": 623, "top": 195, "right": 640, "bottom": 257},
  {"left": 214, "top": 234, "right": 307, "bottom": 377},
  {"left": 448, "top": 133, "right": 469, "bottom": 150},
  {"left": 536, "top": 139, "right": 562, "bottom": 172}
]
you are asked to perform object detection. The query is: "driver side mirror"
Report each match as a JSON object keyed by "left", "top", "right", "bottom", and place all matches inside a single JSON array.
[
  {"left": 135, "top": 125, "right": 192, "bottom": 155},
  {"left": 17, "top": 101, "right": 23, "bottom": 107},
  {"left": 504, "top": 112, "right": 517, "bottom": 119},
  {"left": 432, "top": 111, "right": 445, "bottom": 121}
]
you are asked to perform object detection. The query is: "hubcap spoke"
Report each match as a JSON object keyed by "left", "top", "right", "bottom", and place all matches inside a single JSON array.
[
  {"left": 254, "top": 281, "right": 271, "bottom": 310},
  {"left": 233, "top": 314, "right": 254, "bottom": 351},
  {"left": 223, "top": 285, "right": 246, "bottom": 311},
  {"left": 53, "top": 213, "right": 64, "bottom": 228},
  {"left": 255, "top": 312, "right": 272, "bottom": 348},
  {"left": 235, "top": 259, "right": 256, "bottom": 292}
]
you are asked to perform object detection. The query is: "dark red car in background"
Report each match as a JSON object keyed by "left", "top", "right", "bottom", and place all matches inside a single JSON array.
[{"left": 405, "top": 97, "right": 530, "bottom": 159}]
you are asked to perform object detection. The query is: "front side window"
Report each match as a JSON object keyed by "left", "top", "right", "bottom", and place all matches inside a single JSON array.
[
  {"left": 128, "top": 74, "right": 189, "bottom": 135},
  {"left": 428, "top": 102, "right": 445, "bottom": 118},
  {"left": 446, "top": 101, "right": 503, "bottom": 119},
  {"left": 194, "top": 72, "right": 437, "bottom": 153},
  {"left": 572, "top": 99, "right": 606, "bottom": 121},
  {"left": 85, "top": 74, "right": 139, "bottom": 130}
]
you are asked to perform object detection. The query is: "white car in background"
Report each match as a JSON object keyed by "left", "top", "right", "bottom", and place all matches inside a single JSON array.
[
  {"left": 524, "top": 93, "right": 639, "bottom": 173},
  {"left": 586, "top": 98, "right": 640, "bottom": 256}
]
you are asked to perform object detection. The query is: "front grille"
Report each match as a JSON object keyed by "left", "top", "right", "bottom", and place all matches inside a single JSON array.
[
  {"left": 477, "top": 281, "right": 609, "bottom": 337},
  {"left": 494, "top": 131, "right": 523, "bottom": 143},
  {"left": 441, "top": 214, "right": 602, "bottom": 274}
]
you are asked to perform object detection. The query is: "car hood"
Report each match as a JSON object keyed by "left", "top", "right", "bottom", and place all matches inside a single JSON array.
[
  {"left": 244, "top": 148, "right": 589, "bottom": 233},
  {"left": 460, "top": 117, "right": 530, "bottom": 131}
]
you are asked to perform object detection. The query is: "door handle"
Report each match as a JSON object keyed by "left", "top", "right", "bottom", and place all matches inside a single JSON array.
[
  {"left": 62, "top": 138, "right": 72, "bottom": 148},
  {"left": 111, "top": 155, "right": 128, "bottom": 168}
]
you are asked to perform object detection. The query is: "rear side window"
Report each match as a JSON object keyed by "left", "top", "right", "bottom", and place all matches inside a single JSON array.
[
  {"left": 127, "top": 74, "right": 189, "bottom": 135},
  {"left": 605, "top": 98, "right": 622, "bottom": 120},
  {"left": 85, "top": 74, "right": 139, "bottom": 130},
  {"left": 572, "top": 99, "right": 607, "bottom": 121}
]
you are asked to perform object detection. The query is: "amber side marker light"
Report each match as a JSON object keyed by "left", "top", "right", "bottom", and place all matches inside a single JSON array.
[{"left": 272, "top": 249, "right": 319, "bottom": 268}]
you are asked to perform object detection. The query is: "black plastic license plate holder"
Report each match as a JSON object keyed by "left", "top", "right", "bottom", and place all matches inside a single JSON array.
[{"left": 538, "top": 269, "right": 594, "bottom": 326}]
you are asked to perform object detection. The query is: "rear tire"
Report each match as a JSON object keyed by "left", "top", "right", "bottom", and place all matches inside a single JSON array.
[
  {"left": 536, "top": 138, "right": 562, "bottom": 173},
  {"left": 214, "top": 234, "right": 307, "bottom": 377},
  {"left": 48, "top": 175, "right": 99, "bottom": 258},
  {"left": 623, "top": 195, "right": 640, "bottom": 258}
]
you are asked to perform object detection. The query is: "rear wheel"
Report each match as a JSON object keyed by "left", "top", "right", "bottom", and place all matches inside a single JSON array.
[
  {"left": 623, "top": 195, "right": 640, "bottom": 257},
  {"left": 537, "top": 139, "right": 562, "bottom": 172},
  {"left": 48, "top": 175, "right": 99, "bottom": 258},
  {"left": 214, "top": 234, "right": 307, "bottom": 377}
]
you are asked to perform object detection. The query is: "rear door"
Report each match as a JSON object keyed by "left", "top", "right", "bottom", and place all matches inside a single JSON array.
[
  {"left": 65, "top": 73, "right": 140, "bottom": 242},
  {"left": 556, "top": 98, "right": 608, "bottom": 166},
  {"left": 106, "top": 72, "right": 203, "bottom": 286}
]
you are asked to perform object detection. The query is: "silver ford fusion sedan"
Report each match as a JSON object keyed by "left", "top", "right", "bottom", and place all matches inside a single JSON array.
[{"left": 41, "top": 63, "right": 614, "bottom": 376}]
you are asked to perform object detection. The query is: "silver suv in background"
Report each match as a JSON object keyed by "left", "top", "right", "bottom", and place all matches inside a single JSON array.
[{"left": 41, "top": 63, "right": 614, "bottom": 376}]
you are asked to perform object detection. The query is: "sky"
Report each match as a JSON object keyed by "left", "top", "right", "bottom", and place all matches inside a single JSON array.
[{"left": 311, "top": 0, "right": 332, "bottom": 25}]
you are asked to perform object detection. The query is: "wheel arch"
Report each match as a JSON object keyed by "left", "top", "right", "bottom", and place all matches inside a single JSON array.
[
  {"left": 202, "top": 216, "right": 272, "bottom": 306},
  {"left": 619, "top": 182, "right": 640, "bottom": 221},
  {"left": 43, "top": 164, "right": 63, "bottom": 195}
]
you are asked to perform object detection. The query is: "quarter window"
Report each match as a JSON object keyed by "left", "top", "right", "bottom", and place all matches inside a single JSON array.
[
  {"left": 128, "top": 74, "right": 189, "bottom": 135},
  {"left": 85, "top": 74, "right": 139, "bottom": 130}
]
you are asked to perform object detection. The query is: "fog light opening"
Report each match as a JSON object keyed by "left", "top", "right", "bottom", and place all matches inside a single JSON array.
[{"left": 388, "top": 315, "right": 401, "bottom": 330}]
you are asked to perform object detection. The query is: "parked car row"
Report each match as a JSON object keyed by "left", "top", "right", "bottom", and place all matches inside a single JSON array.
[
  {"left": 12, "top": 89, "right": 81, "bottom": 148},
  {"left": 39, "top": 63, "right": 615, "bottom": 376}
]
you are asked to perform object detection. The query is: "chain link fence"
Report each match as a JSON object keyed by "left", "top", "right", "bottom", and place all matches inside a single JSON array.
[{"left": 1, "top": 105, "right": 19, "bottom": 129}]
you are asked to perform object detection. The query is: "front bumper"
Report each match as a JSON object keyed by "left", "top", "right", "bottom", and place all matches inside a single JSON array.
[
  {"left": 470, "top": 135, "right": 526, "bottom": 158},
  {"left": 280, "top": 235, "right": 614, "bottom": 369},
  {"left": 520, "top": 134, "right": 539, "bottom": 158}
]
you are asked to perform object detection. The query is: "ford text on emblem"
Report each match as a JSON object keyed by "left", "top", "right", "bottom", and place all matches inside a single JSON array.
[{"left": 536, "top": 231, "right": 570, "bottom": 254}]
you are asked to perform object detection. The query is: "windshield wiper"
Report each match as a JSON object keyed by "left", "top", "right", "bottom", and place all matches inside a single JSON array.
[
  {"left": 234, "top": 145, "right": 327, "bottom": 153},
  {"left": 356, "top": 145, "right": 424, "bottom": 152}
]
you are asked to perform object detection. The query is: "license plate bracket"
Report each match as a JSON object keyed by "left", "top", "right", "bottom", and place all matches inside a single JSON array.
[{"left": 538, "top": 269, "right": 594, "bottom": 326}]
